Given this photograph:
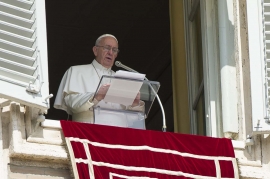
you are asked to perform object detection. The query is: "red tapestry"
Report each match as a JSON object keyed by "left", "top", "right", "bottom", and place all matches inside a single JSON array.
[{"left": 60, "top": 120, "right": 238, "bottom": 179}]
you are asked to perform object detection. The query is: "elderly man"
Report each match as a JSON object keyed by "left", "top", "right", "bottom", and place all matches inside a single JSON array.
[{"left": 54, "top": 34, "right": 143, "bottom": 124}]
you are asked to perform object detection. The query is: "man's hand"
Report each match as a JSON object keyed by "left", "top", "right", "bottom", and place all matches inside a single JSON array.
[
  {"left": 95, "top": 84, "right": 110, "bottom": 101},
  {"left": 131, "top": 92, "right": 140, "bottom": 107}
]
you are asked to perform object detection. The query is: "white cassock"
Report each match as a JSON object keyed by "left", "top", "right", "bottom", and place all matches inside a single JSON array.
[{"left": 54, "top": 60, "right": 145, "bottom": 128}]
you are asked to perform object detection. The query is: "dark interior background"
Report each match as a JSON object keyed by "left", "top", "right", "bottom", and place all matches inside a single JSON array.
[{"left": 45, "top": 0, "right": 174, "bottom": 132}]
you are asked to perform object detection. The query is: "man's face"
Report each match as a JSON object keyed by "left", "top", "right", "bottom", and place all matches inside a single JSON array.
[{"left": 93, "top": 37, "right": 118, "bottom": 68}]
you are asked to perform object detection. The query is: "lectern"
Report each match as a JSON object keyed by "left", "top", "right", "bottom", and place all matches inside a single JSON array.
[{"left": 93, "top": 75, "right": 160, "bottom": 129}]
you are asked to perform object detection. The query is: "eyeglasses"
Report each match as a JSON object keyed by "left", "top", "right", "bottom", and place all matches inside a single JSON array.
[{"left": 96, "top": 45, "right": 119, "bottom": 54}]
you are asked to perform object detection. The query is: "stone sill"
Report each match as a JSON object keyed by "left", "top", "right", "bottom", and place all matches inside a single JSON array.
[
  {"left": 231, "top": 140, "right": 245, "bottom": 149},
  {"left": 41, "top": 119, "right": 62, "bottom": 129}
]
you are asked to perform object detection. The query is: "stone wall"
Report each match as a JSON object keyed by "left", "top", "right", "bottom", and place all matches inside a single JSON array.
[
  {"left": 1, "top": 100, "right": 270, "bottom": 178},
  {"left": 0, "top": 101, "right": 72, "bottom": 179}
]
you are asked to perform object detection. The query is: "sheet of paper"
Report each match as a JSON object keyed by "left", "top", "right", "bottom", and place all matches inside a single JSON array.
[
  {"left": 114, "top": 70, "right": 145, "bottom": 80},
  {"left": 104, "top": 71, "right": 145, "bottom": 105}
]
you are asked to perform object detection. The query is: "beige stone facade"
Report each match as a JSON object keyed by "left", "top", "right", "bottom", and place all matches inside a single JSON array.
[
  {"left": 0, "top": 101, "right": 72, "bottom": 179},
  {"left": 1, "top": 101, "right": 270, "bottom": 179},
  {"left": 1, "top": 0, "right": 270, "bottom": 179}
]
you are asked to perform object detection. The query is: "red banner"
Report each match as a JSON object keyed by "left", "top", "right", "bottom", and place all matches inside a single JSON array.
[{"left": 61, "top": 120, "right": 238, "bottom": 179}]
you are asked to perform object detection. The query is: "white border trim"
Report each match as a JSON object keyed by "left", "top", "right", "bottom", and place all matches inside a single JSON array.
[{"left": 65, "top": 137, "right": 238, "bottom": 179}]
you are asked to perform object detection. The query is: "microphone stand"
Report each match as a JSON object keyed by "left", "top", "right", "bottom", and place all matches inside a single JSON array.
[{"left": 115, "top": 61, "right": 167, "bottom": 132}]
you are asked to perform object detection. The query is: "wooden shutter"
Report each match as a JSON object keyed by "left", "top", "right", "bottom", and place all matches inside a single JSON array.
[
  {"left": 0, "top": 0, "right": 50, "bottom": 113},
  {"left": 247, "top": 0, "right": 270, "bottom": 133}
]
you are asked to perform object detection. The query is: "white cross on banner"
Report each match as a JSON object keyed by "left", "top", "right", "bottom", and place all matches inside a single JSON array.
[{"left": 60, "top": 120, "right": 238, "bottom": 179}]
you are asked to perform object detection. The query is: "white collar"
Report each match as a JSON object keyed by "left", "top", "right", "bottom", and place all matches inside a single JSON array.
[{"left": 92, "top": 59, "right": 112, "bottom": 72}]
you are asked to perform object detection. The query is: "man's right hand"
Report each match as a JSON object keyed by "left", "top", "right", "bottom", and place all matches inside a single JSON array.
[
  {"left": 131, "top": 92, "right": 140, "bottom": 107},
  {"left": 95, "top": 84, "right": 110, "bottom": 101}
]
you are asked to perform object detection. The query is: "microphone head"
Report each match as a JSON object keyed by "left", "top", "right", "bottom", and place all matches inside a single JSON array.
[{"left": 115, "top": 61, "right": 121, "bottom": 67}]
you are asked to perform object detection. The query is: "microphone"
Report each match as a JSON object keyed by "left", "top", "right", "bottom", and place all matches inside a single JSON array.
[
  {"left": 114, "top": 61, "right": 167, "bottom": 132},
  {"left": 115, "top": 61, "right": 139, "bottom": 73}
]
